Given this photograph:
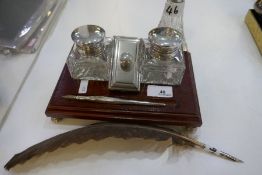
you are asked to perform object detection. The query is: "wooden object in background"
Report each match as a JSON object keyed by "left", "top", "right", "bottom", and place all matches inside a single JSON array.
[
  {"left": 245, "top": 9, "right": 262, "bottom": 55},
  {"left": 45, "top": 52, "right": 202, "bottom": 127}
]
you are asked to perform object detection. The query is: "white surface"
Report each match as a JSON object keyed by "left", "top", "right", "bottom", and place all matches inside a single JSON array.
[
  {"left": 0, "top": 53, "right": 38, "bottom": 126},
  {"left": 1, "top": 0, "right": 262, "bottom": 174}
]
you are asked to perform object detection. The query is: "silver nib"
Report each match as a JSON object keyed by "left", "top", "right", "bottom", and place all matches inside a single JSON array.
[
  {"left": 219, "top": 151, "right": 244, "bottom": 163},
  {"left": 201, "top": 144, "right": 244, "bottom": 163}
]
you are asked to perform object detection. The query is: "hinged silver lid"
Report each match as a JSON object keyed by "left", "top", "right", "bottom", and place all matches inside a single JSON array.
[{"left": 109, "top": 36, "right": 142, "bottom": 91}]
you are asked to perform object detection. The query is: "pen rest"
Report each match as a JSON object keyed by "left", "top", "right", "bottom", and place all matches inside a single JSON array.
[{"left": 45, "top": 51, "right": 202, "bottom": 127}]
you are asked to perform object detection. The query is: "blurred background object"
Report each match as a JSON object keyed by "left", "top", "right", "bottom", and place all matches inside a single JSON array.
[
  {"left": 0, "top": 0, "right": 67, "bottom": 55},
  {"left": 254, "top": 0, "right": 262, "bottom": 14},
  {"left": 0, "top": 0, "right": 67, "bottom": 126},
  {"left": 245, "top": 0, "right": 262, "bottom": 55}
]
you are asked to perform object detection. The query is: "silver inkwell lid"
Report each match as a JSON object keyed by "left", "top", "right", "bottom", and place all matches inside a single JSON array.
[
  {"left": 71, "top": 25, "right": 106, "bottom": 58},
  {"left": 148, "top": 27, "right": 183, "bottom": 61}
]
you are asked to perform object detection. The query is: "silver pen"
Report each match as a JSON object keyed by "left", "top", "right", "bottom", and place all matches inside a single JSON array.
[
  {"left": 163, "top": 128, "right": 243, "bottom": 163},
  {"left": 63, "top": 95, "right": 166, "bottom": 107}
]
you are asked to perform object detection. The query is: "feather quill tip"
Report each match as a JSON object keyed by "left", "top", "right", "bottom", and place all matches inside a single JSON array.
[{"left": 219, "top": 151, "right": 244, "bottom": 163}]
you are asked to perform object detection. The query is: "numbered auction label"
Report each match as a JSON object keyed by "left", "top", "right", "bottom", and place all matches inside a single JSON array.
[
  {"left": 164, "top": 1, "right": 183, "bottom": 17},
  {"left": 78, "top": 80, "right": 89, "bottom": 94},
  {"left": 147, "top": 85, "right": 173, "bottom": 98}
]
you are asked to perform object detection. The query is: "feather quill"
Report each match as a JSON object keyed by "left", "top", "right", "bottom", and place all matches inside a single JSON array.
[{"left": 4, "top": 122, "right": 243, "bottom": 170}]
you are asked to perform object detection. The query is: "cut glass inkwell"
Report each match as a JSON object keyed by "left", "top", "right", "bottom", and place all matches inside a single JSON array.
[
  {"left": 66, "top": 25, "right": 186, "bottom": 90},
  {"left": 148, "top": 27, "right": 183, "bottom": 61},
  {"left": 140, "top": 27, "right": 185, "bottom": 85},
  {"left": 67, "top": 25, "right": 109, "bottom": 81},
  {"left": 71, "top": 25, "right": 106, "bottom": 58},
  {"left": 66, "top": 0, "right": 187, "bottom": 91}
]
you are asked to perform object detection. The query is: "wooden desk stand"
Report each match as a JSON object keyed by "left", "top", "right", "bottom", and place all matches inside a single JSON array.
[{"left": 45, "top": 52, "right": 202, "bottom": 127}]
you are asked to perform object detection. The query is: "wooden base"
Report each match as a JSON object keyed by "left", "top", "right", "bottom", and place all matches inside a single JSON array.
[
  {"left": 45, "top": 52, "right": 202, "bottom": 127},
  {"left": 245, "top": 9, "right": 262, "bottom": 54}
]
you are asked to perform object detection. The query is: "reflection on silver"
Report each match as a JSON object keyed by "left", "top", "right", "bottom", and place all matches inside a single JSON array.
[
  {"left": 170, "top": 0, "right": 184, "bottom": 3},
  {"left": 120, "top": 52, "right": 133, "bottom": 72},
  {"left": 67, "top": 25, "right": 186, "bottom": 87},
  {"left": 148, "top": 27, "right": 183, "bottom": 61},
  {"left": 67, "top": 25, "right": 109, "bottom": 81},
  {"left": 19, "top": 26, "right": 31, "bottom": 37},
  {"left": 71, "top": 25, "right": 106, "bottom": 58},
  {"left": 71, "top": 25, "right": 105, "bottom": 46},
  {"left": 63, "top": 95, "right": 166, "bottom": 107},
  {"left": 109, "top": 36, "right": 142, "bottom": 91}
]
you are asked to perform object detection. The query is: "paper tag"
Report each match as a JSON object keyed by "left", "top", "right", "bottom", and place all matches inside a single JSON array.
[
  {"left": 147, "top": 85, "right": 173, "bottom": 98},
  {"left": 78, "top": 80, "right": 89, "bottom": 94},
  {"left": 164, "top": 2, "right": 183, "bottom": 17}
]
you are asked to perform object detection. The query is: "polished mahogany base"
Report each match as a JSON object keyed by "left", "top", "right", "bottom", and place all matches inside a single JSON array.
[{"left": 45, "top": 52, "right": 202, "bottom": 127}]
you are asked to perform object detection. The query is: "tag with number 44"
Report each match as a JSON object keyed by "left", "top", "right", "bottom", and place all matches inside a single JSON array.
[{"left": 147, "top": 85, "right": 173, "bottom": 98}]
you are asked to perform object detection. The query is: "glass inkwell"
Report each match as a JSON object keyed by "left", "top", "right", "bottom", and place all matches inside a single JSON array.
[
  {"left": 67, "top": 25, "right": 109, "bottom": 81},
  {"left": 140, "top": 27, "right": 185, "bottom": 85},
  {"left": 66, "top": 25, "right": 185, "bottom": 89}
]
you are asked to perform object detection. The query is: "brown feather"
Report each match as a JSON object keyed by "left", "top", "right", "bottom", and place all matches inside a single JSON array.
[{"left": 4, "top": 122, "right": 189, "bottom": 170}]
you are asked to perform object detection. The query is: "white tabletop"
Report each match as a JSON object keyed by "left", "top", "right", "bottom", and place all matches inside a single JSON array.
[
  {"left": 0, "top": 51, "right": 39, "bottom": 126},
  {"left": 1, "top": 0, "right": 262, "bottom": 174}
]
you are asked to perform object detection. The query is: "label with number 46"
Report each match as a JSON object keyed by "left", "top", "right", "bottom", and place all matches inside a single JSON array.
[{"left": 164, "top": 1, "right": 183, "bottom": 17}]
